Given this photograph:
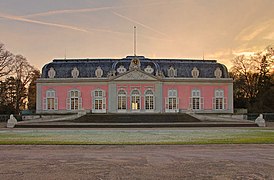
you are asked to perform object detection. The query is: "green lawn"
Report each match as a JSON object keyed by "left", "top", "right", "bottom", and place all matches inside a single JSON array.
[{"left": 0, "top": 128, "right": 273, "bottom": 145}]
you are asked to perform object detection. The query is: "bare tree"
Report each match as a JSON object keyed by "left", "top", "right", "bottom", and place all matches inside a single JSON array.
[
  {"left": 27, "top": 69, "right": 41, "bottom": 110},
  {"left": 13, "top": 55, "right": 37, "bottom": 113},
  {"left": 0, "top": 43, "right": 14, "bottom": 78},
  {"left": 231, "top": 46, "right": 274, "bottom": 112}
]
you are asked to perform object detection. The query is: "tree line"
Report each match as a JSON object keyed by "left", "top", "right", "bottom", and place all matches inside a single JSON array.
[
  {"left": 230, "top": 46, "right": 274, "bottom": 113},
  {"left": 0, "top": 43, "right": 40, "bottom": 114}
]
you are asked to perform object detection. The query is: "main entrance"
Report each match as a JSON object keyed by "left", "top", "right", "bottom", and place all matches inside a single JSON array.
[{"left": 131, "top": 89, "right": 140, "bottom": 111}]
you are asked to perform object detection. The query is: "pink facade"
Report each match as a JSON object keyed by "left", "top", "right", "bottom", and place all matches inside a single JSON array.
[
  {"left": 162, "top": 84, "right": 229, "bottom": 110},
  {"left": 37, "top": 56, "right": 233, "bottom": 114},
  {"left": 41, "top": 85, "right": 108, "bottom": 111},
  {"left": 38, "top": 81, "right": 232, "bottom": 113}
]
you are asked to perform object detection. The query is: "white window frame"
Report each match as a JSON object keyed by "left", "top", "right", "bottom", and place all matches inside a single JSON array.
[
  {"left": 213, "top": 89, "right": 226, "bottom": 110},
  {"left": 165, "top": 89, "right": 179, "bottom": 113},
  {"left": 92, "top": 89, "right": 106, "bottom": 113},
  {"left": 66, "top": 89, "right": 82, "bottom": 111},
  {"left": 190, "top": 89, "right": 203, "bottom": 110},
  {"left": 131, "top": 89, "right": 141, "bottom": 111},
  {"left": 43, "top": 89, "right": 58, "bottom": 111},
  {"left": 145, "top": 89, "right": 154, "bottom": 111},
  {"left": 117, "top": 89, "right": 127, "bottom": 112}
]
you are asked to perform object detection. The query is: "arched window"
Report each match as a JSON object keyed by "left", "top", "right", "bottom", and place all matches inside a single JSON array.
[
  {"left": 145, "top": 89, "right": 154, "bottom": 110},
  {"left": 117, "top": 89, "right": 127, "bottom": 110},
  {"left": 43, "top": 89, "right": 58, "bottom": 110},
  {"left": 191, "top": 89, "right": 203, "bottom": 110},
  {"left": 131, "top": 89, "right": 140, "bottom": 110},
  {"left": 92, "top": 89, "right": 106, "bottom": 113},
  {"left": 66, "top": 89, "right": 82, "bottom": 110},
  {"left": 214, "top": 89, "right": 225, "bottom": 110},
  {"left": 165, "top": 89, "right": 178, "bottom": 112}
]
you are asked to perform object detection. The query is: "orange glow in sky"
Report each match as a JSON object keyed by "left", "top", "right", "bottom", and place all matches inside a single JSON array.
[{"left": 0, "top": 0, "right": 273, "bottom": 70}]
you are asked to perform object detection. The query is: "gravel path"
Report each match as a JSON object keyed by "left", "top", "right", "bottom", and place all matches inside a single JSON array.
[{"left": 0, "top": 145, "right": 273, "bottom": 179}]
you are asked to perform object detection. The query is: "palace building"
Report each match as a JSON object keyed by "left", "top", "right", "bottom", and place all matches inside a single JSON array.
[{"left": 36, "top": 56, "right": 233, "bottom": 114}]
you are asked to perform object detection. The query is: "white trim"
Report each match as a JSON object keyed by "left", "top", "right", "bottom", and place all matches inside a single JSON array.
[
  {"left": 44, "top": 89, "right": 58, "bottom": 111},
  {"left": 144, "top": 89, "right": 155, "bottom": 111},
  {"left": 67, "top": 89, "right": 82, "bottom": 110},
  {"left": 117, "top": 89, "right": 127, "bottom": 111},
  {"left": 130, "top": 89, "right": 141, "bottom": 111},
  {"left": 165, "top": 89, "right": 179, "bottom": 113},
  {"left": 91, "top": 89, "right": 106, "bottom": 113}
]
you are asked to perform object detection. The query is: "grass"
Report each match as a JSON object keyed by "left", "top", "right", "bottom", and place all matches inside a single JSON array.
[{"left": 0, "top": 128, "right": 273, "bottom": 145}]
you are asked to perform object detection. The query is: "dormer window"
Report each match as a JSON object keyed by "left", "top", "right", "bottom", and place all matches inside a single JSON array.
[
  {"left": 117, "top": 65, "right": 127, "bottom": 74},
  {"left": 144, "top": 65, "right": 154, "bottom": 74},
  {"left": 214, "top": 67, "right": 222, "bottom": 78},
  {"left": 191, "top": 67, "right": 199, "bottom": 78},
  {"left": 48, "top": 67, "right": 56, "bottom": 78},
  {"left": 71, "top": 67, "right": 79, "bottom": 78},
  {"left": 95, "top": 66, "right": 103, "bottom": 78},
  {"left": 168, "top": 66, "right": 177, "bottom": 77}
]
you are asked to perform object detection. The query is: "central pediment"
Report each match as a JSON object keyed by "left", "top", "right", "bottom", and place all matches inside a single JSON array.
[{"left": 112, "top": 69, "right": 159, "bottom": 81}]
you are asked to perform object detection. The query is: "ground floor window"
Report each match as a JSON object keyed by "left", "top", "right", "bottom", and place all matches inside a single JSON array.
[
  {"left": 215, "top": 98, "right": 224, "bottom": 110},
  {"left": 131, "top": 89, "right": 140, "bottom": 110},
  {"left": 44, "top": 89, "right": 58, "bottom": 110},
  {"left": 67, "top": 90, "right": 82, "bottom": 110},
  {"left": 118, "top": 90, "right": 127, "bottom": 110},
  {"left": 214, "top": 89, "right": 225, "bottom": 110},
  {"left": 92, "top": 89, "right": 106, "bottom": 112},
  {"left": 191, "top": 89, "right": 202, "bottom": 110},
  {"left": 94, "top": 99, "right": 103, "bottom": 110},
  {"left": 70, "top": 97, "right": 79, "bottom": 110},
  {"left": 192, "top": 97, "right": 200, "bottom": 110},
  {"left": 165, "top": 89, "right": 178, "bottom": 112},
  {"left": 145, "top": 90, "right": 154, "bottom": 110},
  {"left": 47, "top": 98, "right": 55, "bottom": 110}
]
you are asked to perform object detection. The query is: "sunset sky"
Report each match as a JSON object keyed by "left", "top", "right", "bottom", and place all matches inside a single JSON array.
[{"left": 0, "top": 0, "right": 273, "bottom": 70}]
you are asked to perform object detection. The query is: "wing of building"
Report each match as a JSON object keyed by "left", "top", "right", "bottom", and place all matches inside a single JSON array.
[{"left": 36, "top": 56, "right": 233, "bottom": 114}]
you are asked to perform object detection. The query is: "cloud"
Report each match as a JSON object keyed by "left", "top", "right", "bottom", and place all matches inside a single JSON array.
[
  {"left": 0, "top": 12, "right": 135, "bottom": 36},
  {"left": 239, "top": 26, "right": 267, "bottom": 41},
  {"left": 22, "top": 1, "right": 179, "bottom": 18},
  {"left": 23, "top": 7, "right": 120, "bottom": 18},
  {"left": 263, "top": 31, "right": 274, "bottom": 40},
  {"left": 235, "top": 19, "right": 274, "bottom": 41},
  {"left": 0, "top": 13, "right": 90, "bottom": 33},
  {"left": 0, "top": 12, "right": 171, "bottom": 42}
]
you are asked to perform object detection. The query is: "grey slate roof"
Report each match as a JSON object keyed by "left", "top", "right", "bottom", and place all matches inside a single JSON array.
[{"left": 41, "top": 56, "right": 229, "bottom": 78}]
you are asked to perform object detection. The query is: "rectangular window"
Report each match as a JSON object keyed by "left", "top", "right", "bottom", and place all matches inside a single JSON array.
[
  {"left": 95, "top": 99, "right": 103, "bottom": 110},
  {"left": 145, "top": 96, "right": 154, "bottom": 110},
  {"left": 118, "top": 96, "right": 126, "bottom": 110},
  {"left": 71, "top": 98, "right": 79, "bottom": 110},
  {"left": 215, "top": 98, "right": 223, "bottom": 110},
  {"left": 94, "top": 91, "right": 103, "bottom": 97},
  {"left": 168, "top": 97, "right": 177, "bottom": 110},
  {"left": 47, "top": 98, "right": 54, "bottom": 110},
  {"left": 131, "top": 96, "right": 140, "bottom": 110},
  {"left": 192, "top": 97, "right": 200, "bottom": 110}
]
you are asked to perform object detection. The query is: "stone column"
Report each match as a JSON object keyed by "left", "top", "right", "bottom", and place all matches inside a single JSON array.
[
  {"left": 155, "top": 82, "right": 163, "bottom": 113},
  {"left": 108, "top": 83, "right": 117, "bottom": 113}
]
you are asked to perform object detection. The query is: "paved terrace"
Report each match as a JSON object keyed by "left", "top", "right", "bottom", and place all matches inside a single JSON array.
[{"left": 0, "top": 145, "right": 273, "bottom": 179}]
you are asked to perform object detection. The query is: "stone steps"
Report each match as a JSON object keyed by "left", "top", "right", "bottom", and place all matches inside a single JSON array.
[
  {"left": 14, "top": 113, "right": 258, "bottom": 128},
  {"left": 68, "top": 113, "right": 201, "bottom": 123},
  {"left": 15, "top": 122, "right": 258, "bottom": 128}
]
